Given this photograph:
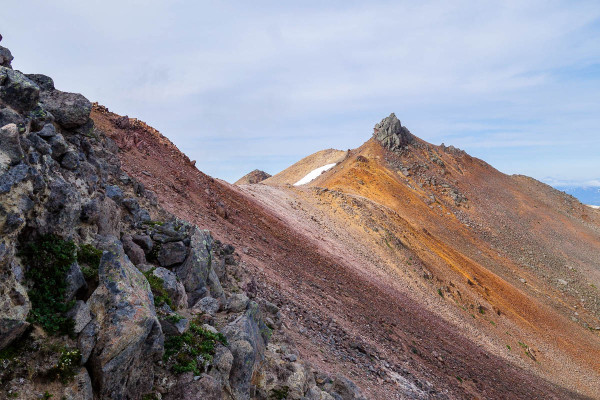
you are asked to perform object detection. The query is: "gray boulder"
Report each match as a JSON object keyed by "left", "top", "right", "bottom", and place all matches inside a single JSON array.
[
  {"left": 0, "top": 46, "right": 13, "bottom": 68},
  {"left": 122, "top": 234, "right": 146, "bottom": 266},
  {"left": 0, "top": 163, "right": 30, "bottom": 194},
  {"left": 60, "top": 150, "right": 80, "bottom": 170},
  {"left": 25, "top": 74, "right": 55, "bottom": 91},
  {"left": 39, "top": 89, "right": 91, "bottom": 129},
  {"left": 174, "top": 228, "right": 214, "bottom": 306},
  {"left": 223, "top": 301, "right": 270, "bottom": 399},
  {"left": 87, "top": 238, "right": 163, "bottom": 400},
  {"left": 164, "top": 372, "right": 222, "bottom": 400},
  {"left": 81, "top": 197, "right": 121, "bottom": 236},
  {"left": 65, "top": 262, "right": 87, "bottom": 301},
  {"left": 152, "top": 266, "right": 187, "bottom": 309},
  {"left": 62, "top": 367, "right": 94, "bottom": 400},
  {"left": 37, "top": 123, "right": 57, "bottom": 138},
  {"left": 66, "top": 300, "right": 92, "bottom": 334},
  {"left": 373, "top": 113, "right": 414, "bottom": 151},
  {"left": 0, "top": 67, "right": 40, "bottom": 112},
  {"left": 157, "top": 240, "right": 187, "bottom": 267},
  {"left": 191, "top": 296, "right": 220, "bottom": 316},
  {"left": 0, "top": 123, "right": 24, "bottom": 166},
  {"left": 226, "top": 293, "right": 249, "bottom": 313},
  {"left": 0, "top": 107, "right": 24, "bottom": 128},
  {"left": 0, "top": 266, "right": 30, "bottom": 350}
]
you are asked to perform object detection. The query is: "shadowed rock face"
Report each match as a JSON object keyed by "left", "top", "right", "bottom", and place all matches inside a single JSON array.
[{"left": 373, "top": 113, "right": 414, "bottom": 151}]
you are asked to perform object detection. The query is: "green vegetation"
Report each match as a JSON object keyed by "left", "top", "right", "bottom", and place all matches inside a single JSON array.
[
  {"left": 269, "top": 386, "right": 290, "bottom": 399},
  {"left": 163, "top": 322, "right": 227, "bottom": 375},
  {"left": 142, "top": 394, "right": 160, "bottom": 400},
  {"left": 77, "top": 243, "right": 102, "bottom": 280},
  {"left": 143, "top": 220, "right": 164, "bottom": 227},
  {"left": 506, "top": 344, "right": 511, "bottom": 350},
  {"left": 42, "top": 392, "right": 52, "bottom": 400},
  {"left": 49, "top": 348, "right": 81, "bottom": 383},
  {"left": 21, "top": 235, "right": 77, "bottom": 335},
  {"left": 456, "top": 376, "right": 463, "bottom": 383},
  {"left": 490, "top": 320, "right": 496, "bottom": 326},
  {"left": 143, "top": 268, "right": 173, "bottom": 308},
  {"left": 437, "top": 288, "right": 444, "bottom": 297},
  {"left": 166, "top": 313, "right": 184, "bottom": 323}
]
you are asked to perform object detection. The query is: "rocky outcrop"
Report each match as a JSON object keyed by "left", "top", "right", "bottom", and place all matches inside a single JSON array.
[
  {"left": 234, "top": 169, "right": 272, "bottom": 185},
  {"left": 373, "top": 113, "right": 414, "bottom": 151},
  {"left": 0, "top": 41, "right": 366, "bottom": 400},
  {"left": 87, "top": 238, "right": 163, "bottom": 399}
]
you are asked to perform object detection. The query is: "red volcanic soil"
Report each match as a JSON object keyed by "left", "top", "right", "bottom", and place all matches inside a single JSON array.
[{"left": 91, "top": 104, "right": 594, "bottom": 399}]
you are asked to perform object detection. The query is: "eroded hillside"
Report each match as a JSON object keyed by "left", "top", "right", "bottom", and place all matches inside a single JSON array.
[{"left": 92, "top": 106, "right": 600, "bottom": 399}]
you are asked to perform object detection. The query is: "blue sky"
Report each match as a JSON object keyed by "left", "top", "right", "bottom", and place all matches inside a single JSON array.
[{"left": 1, "top": 1, "right": 599, "bottom": 186}]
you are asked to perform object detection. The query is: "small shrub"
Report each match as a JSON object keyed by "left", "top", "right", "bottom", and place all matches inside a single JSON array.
[
  {"left": 506, "top": 344, "right": 511, "bottom": 350},
  {"left": 163, "top": 322, "right": 227, "bottom": 375},
  {"left": 143, "top": 268, "right": 173, "bottom": 308},
  {"left": 77, "top": 243, "right": 102, "bottom": 280},
  {"left": 269, "top": 386, "right": 290, "bottom": 400},
  {"left": 20, "top": 235, "right": 77, "bottom": 335},
  {"left": 437, "top": 288, "right": 443, "bottom": 297}
]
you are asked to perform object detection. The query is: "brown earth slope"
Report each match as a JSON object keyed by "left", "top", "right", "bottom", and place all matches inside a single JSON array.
[{"left": 92, "top": 104, "right": 598, "bottom": 399}]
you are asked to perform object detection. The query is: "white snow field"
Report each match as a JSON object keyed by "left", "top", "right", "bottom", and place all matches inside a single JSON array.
[{"left": 294, "top": 163, "right": 337, "bottom": 186}]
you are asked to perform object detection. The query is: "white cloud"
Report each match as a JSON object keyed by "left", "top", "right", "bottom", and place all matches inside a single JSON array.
[{"left": 1, "top": 0, "right": 599, "bottom": 183}]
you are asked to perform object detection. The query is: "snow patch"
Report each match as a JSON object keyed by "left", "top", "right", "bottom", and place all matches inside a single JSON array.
[
  {"left": 294, "top": 163, "right": 337, "bottom": 186},
  {"left": 587, "top": 205, "right": 600, "bottom": 209}
]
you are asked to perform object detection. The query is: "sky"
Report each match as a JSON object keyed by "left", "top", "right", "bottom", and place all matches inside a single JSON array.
[{"left": 1, "top": 0, "right": 599, "bottom": 187}]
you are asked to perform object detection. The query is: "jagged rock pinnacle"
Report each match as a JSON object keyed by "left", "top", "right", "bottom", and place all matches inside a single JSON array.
[{"left": 373, "top": 113, "right": 414, "bottom": 151}]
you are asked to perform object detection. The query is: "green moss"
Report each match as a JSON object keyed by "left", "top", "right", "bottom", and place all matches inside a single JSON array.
[
  {"left": 269, "top": 386, "right": 290, "bottom": 399},
  {"left": 77, "top": 243, "right": 102, "bottom": 280},
  {"left": 437, "top": 288, "right": 444, "bottom": 297},
  {"left": 143, "top": 220, "right": 164, "bottom": 227},
  {"left": 143, "top": 268, "right": 173, "bottom": 309},
  {"left": 142, "top": 394, "right": 160, "bottom": 400},
  {"left": 20, "top": 235, "right": 76, "bottom": 335},
  {"left": 163, "top": 322, "right": 227, "bottom": 375}
]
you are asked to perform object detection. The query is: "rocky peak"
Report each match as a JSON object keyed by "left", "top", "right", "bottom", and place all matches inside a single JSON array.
[
  {"left": 0, "top": 35, "right": 13, "bottom": 69},
  {"left": 373, "top": 112, "right": 414, "bottom": 151},
  {"left": 234, "top": 169, "right": 271, "bottom": 185}
]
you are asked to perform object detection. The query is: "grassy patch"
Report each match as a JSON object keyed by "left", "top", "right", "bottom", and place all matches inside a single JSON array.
[
  {"left": 20, "top": 235, "right": 76, "bottom": 335},
  {"left": 163, "top": 322, "right": 227, "bottom": 375},
  {"left": 143, "top": 220, "right": 164, "bottom": 227},
  {"left": 143, "top": 268, "right": 173, "bottom": 309}
]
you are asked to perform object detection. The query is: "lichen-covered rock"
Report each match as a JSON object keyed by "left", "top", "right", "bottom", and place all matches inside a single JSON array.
[
  {"left": 39, "top": 89, "right": 92, "bottom": 129},
  {"left": 25, "top": 74, "right": 55, "bottom": 92},
  {"left": 65, "top": 262, "right": 87, "bottom": 301},
  {"left": 87, "top": 238, "right": 163, "bottom": 400},
  {"left": 191, "top": 296, "right": 220, "bottom": 316},
  {"left": 0, "top": 67, "right": 40, "bottom": 111},
  {"left": 81, "top": 197, "right": 121, "bottom": 236},
  {"left": 223, "top": 301, "right": 270, "bottom": 399},
  {"left": 0, "top": 106, "right": 24, "bottom": 128},
  {"left": 175, "top": 228, "right": 214, "bottom": 306},
  {"left": 63, "top": 367, "right": 94, "bottom": 400},
  {"left": 0, "top": 46, "right": 13, "bottom": 68},
  {"left": 163, "top": 372, "right": 222, "bottom": 400},
  {"left": 226, "top": 292, "right": 249, "bottom": 313},
  {"left": 0, "top": 261, "right": 30, "bottom": 350},
  {"left": 66, "top": 300, "right": 92, "bottom": 334},
  {"left": 0, "top": 123, "right": 24, "bottom": 167},
  {"left": 152, "top": 266, "right": 187, "bottom": 309},
  {"left": 373, "top": 113, "right": 414, "bottom": 151}
]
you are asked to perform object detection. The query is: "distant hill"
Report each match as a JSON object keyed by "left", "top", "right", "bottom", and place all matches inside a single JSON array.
[{"left": 553, "top": 185, "right": 600, "bottom": 206}]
